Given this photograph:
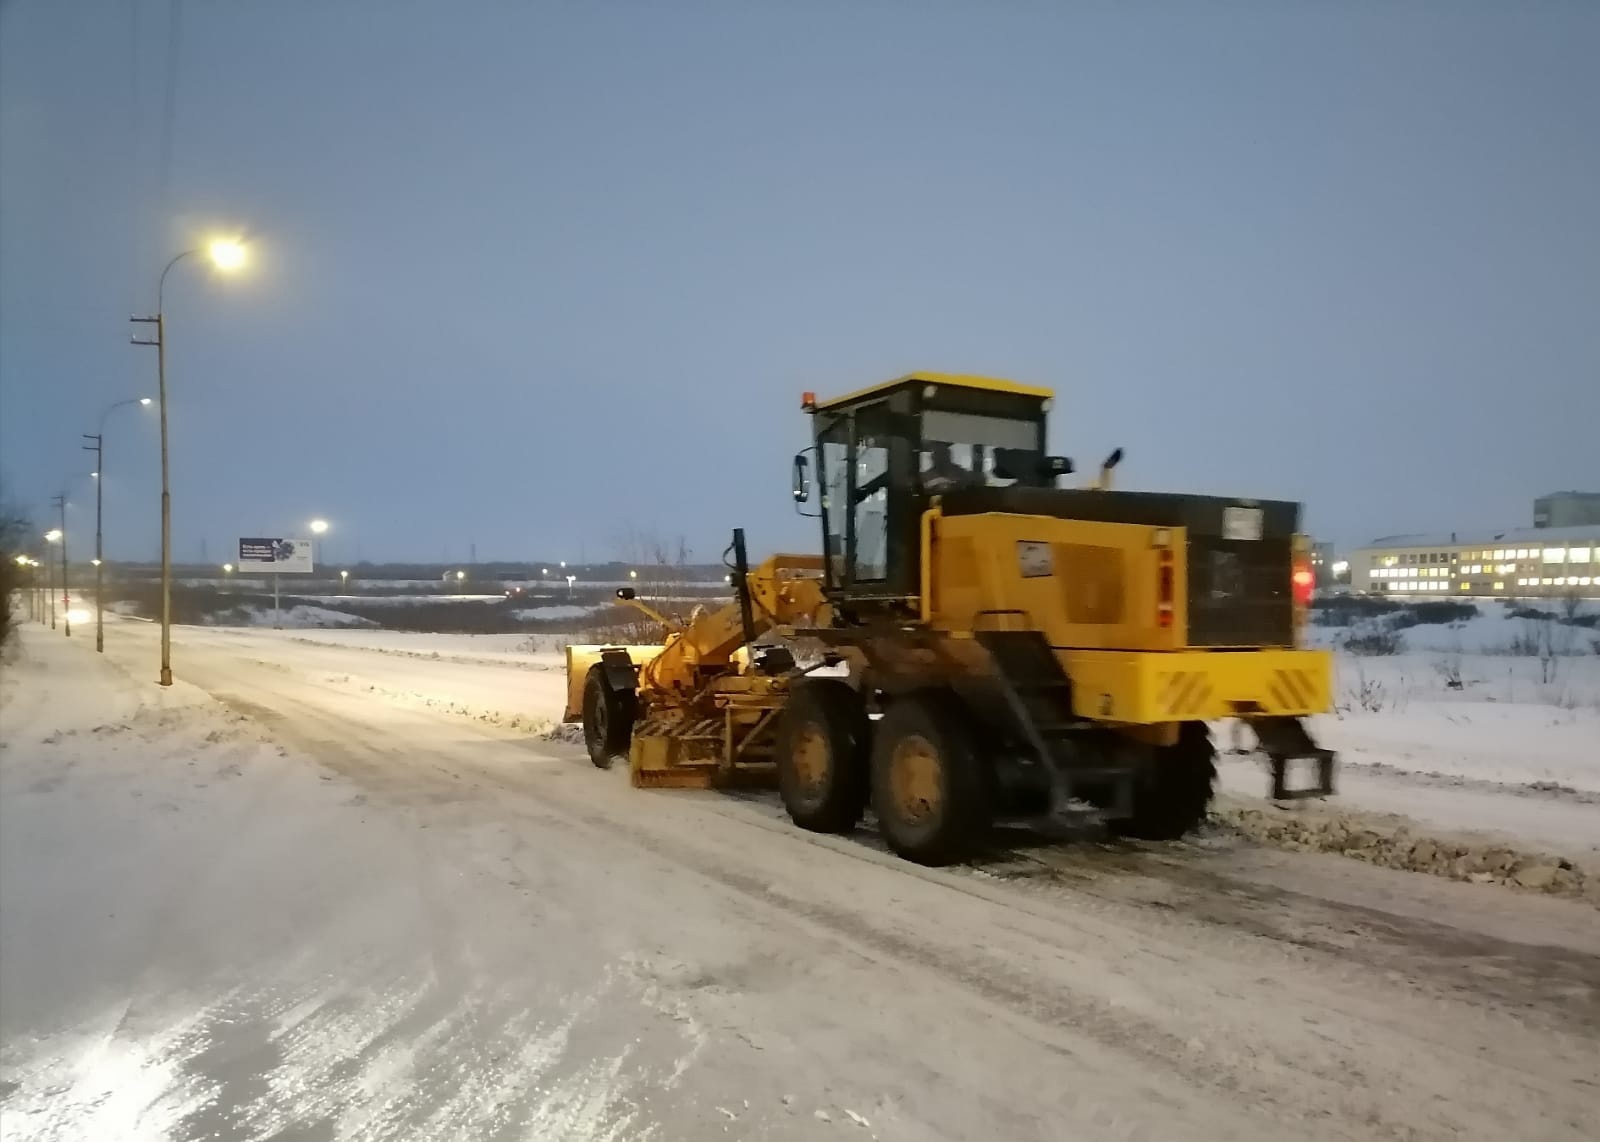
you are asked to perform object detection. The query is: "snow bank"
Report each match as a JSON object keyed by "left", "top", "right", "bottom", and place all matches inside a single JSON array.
[
  {"left": 510, "top": 605, "right": 594, "bottom": 621},
  {"left": 1214, "top": 796, "right": 1596, "bottom": 904},
  {"left": 295, "top": 594, "right": 507, "bottom": 606},
  {"left": 1311, "top": 603, "right": 1600, "bottom": 656},
  {"left": 206, "top": 605, "right": 377, "bottom": 630}
]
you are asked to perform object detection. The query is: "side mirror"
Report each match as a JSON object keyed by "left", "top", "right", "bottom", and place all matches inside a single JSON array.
[
  {"left": 1044, "top": 455, "right": 1074, "bottom": 478},
  {"left": 1103, "top": 447, "right": 1124, "bottom": 471},
  {"left": 792, "top": 453, "right": 811, "bottom": 503},
  {"left": 616, "top": 587, "right": 636, "bottom": 601}
]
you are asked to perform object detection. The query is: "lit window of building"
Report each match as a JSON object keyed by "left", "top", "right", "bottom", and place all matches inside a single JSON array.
[
  {"left": 1544, "top": 548, "right": 1566, "bottom": 563},
  {"left": 1570, "top": 546, "right": 1592, "bottom": 563}
]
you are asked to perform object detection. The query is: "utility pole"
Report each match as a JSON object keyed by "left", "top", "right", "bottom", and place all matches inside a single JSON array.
[
  {"left": 83, "top": 433, "right": 104, "bottom": 650},
  {"left": 53, "top": 494, "right": 70, "bottom": 636}
]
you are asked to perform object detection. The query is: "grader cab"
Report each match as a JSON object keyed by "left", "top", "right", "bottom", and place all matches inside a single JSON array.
[{"left": 566, "top": 372, "right": 1335, "bottom": 865}]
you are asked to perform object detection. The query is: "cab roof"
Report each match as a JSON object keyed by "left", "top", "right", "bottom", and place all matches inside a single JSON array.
[{"left": 808, "top": 372, "right": 1055, "bottom": 413}]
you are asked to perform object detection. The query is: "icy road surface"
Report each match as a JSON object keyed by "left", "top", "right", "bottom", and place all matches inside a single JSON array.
[{"left": 1, "top": 622, "right": 1597, "bottom": 1141}]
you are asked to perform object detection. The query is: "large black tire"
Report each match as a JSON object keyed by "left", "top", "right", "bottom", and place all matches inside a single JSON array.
[
  {"left": 775, "top": 680, "right": 870, "bottom": 833},
  {"left": 582, "top": 665, "right": 635, "bottom": 769},
  {"left": 1111, "top": 722, "right": 1216, "bottom": 840},
  {"left": 870, "top": 693, "right": 990, "bottom": 865}
]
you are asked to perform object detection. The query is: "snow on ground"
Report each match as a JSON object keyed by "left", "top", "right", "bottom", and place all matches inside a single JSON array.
[
  {"left": 1300, "top": 607, "right": 1599, "bottom": 790},
  {"left": 295, "top": 593, "right": 510, "bottom": 605},
  {"left": 5, "top": 621, "right": 1599, "bottom": 1141},
  {"left": 509, "top": 605, "right": 597, "bottom": 621},
  {"left": 230, "top": 626, "right": 572, "bottom": 664},
  {"left": 0, "top": 629, "right": 698, "bottom": 1140},
  {"left": 204, "top": 604, "right": 378, "bottom": 629},
  {"left": 158, "top": 615, "right": 1600, "bottom": 887},
  {"left": 1210, "top": 604, "right": 1600, "bottom": 869}
]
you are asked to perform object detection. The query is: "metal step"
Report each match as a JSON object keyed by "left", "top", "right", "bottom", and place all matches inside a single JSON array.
[{"left": 1250, "top": 716, "right": 1337, "bottom": 799}]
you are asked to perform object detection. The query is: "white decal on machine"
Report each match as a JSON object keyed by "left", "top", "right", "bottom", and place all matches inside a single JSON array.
[
  {"left": 1017, "top": 541, "right": 1053, "bottom": 578},
  {"left": 1223, "top": 506, "right": 1264, "bottom": 542}
]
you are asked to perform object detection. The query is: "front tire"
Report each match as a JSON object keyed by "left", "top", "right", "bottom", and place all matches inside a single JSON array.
[
  {"left": 870, "top": 693, "right": 990, "bottom": 865},
  {"left": 582, "top": 665, "right": 635, "bottom": 769},
  {"left": 1111, "top": 721, "right": 1216, "bottom": 840},
  {"left": 776, "top": 679, "right": 870, "bottom": 833}
]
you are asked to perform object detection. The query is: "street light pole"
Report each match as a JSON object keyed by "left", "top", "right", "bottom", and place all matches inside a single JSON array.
[
  {"left": 83, "top": 434, "right": 102, "bottom": 646},
  {"left": 51, "top": 497, "right": 70, "bottom": 636},
  {"left": 83, "top": 398, "right": 153, "bottom": 653},
  {"left": 133, "top": 242, "right": 244, "bottom": 686}
]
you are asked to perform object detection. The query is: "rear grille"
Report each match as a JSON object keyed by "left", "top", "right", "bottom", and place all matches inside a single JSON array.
[{"left": 1186, "top": 538, "right": 1293, "bottom": 647}]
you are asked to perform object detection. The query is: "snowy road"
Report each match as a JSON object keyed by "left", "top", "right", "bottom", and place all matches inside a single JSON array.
[{"left": 2, "top": 622, "right": 1598, "bottom": 1141}]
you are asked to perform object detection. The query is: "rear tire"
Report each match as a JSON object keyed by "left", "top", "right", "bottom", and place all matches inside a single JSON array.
[
  {"left": 870, "top": 693, "right": 990, "bottom": 865},
  {"left": 1111, "top": 721, "right": 1216, "bottom": 840},
  {"left": 776, "top": 680, "right": 870, "bottom": 833},
  {"left": 582, "top": 665, "right": 635, "bottom": 769}
]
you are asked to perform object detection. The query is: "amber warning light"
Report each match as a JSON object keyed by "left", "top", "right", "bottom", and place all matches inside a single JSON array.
[{"left": 801, "top": 391, "right": 816, "bottom": 410}]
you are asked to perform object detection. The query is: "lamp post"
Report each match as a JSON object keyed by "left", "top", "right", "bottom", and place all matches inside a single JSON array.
[
  {"left": 49, "top": 498, "right": 72, "bottom": 637},
  {"left": 13, "top": 555, "right": 33, "bottom": 623},
  {"left": 132, "top": 238, "right": 247, "bottom": 686},
  {"left": 83, "top": 397, "right": 154, "bottom": 652},
  {"left": 44, "top": 528, "right": 62, "bottom": 630},
  {"left": 23, "top": 557, "right": 42, "bottom": 623}
]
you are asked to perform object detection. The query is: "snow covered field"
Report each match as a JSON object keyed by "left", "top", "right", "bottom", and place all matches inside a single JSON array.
[{"left": 2, "top": 618, "right": 1598, "bottom": 1140}]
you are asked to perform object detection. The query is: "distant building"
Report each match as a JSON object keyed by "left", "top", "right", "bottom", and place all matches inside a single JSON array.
[
  {"left": 1309, "top": 541, "right": 1335, "bottom": 587},
  {"left": 1534, "top": 491, "right": 1600, "bottom": 529},
  {"left": 1352, "top": 525, "right": 1600, "bottom": 600}
]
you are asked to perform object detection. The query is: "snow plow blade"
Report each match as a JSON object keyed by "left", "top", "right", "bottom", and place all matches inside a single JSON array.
[{"left": 562, "top": 644, "right": 665, "bottom": 722}]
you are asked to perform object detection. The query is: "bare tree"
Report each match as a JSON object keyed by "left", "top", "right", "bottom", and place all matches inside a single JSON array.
[
  {"left": 1560, "top": 587, "right": 1583, "bottom": 624},
  {"left": 600, "top": 525, "right": 698, "bottom": 644},
  {"left": 0, "top": 498, "right": 36, "bottom": 649}
]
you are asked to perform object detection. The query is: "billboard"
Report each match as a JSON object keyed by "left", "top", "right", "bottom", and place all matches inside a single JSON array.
[{"left": 238, "top": 537, "right": 314, "bottom": 573}]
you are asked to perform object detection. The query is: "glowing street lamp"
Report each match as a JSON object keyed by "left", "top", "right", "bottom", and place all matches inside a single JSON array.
[
  {"left": 307, "top": 518, "right": 330, "bottom": 572},
  {"left": 132, "top": 236, "right": 250, "bottom": 685},
  {"left": 207, "top": 238, "right": 247, "bottom": 272}
]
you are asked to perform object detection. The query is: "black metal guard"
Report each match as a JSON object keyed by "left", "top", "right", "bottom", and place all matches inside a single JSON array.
[{"left": 731, "top": 528, "right": 757, "bottom": 649}]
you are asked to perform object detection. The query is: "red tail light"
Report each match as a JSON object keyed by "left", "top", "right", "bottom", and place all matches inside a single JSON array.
[
  {"left": 1157, "top": 548, "right": 1176, "bottom": 628},
  {"left": 1292, "top": 561, "right": 1315, "bottom": 607}
]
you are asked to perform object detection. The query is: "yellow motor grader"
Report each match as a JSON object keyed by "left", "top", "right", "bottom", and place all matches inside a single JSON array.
[{"left": 563, "top": 373, "right": 1335, "bottom": 865}]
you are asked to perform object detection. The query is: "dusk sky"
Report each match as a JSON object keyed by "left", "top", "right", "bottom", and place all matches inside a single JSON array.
[{"left": 2, "top": 1, "right": 1596, "bottom": 567}]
